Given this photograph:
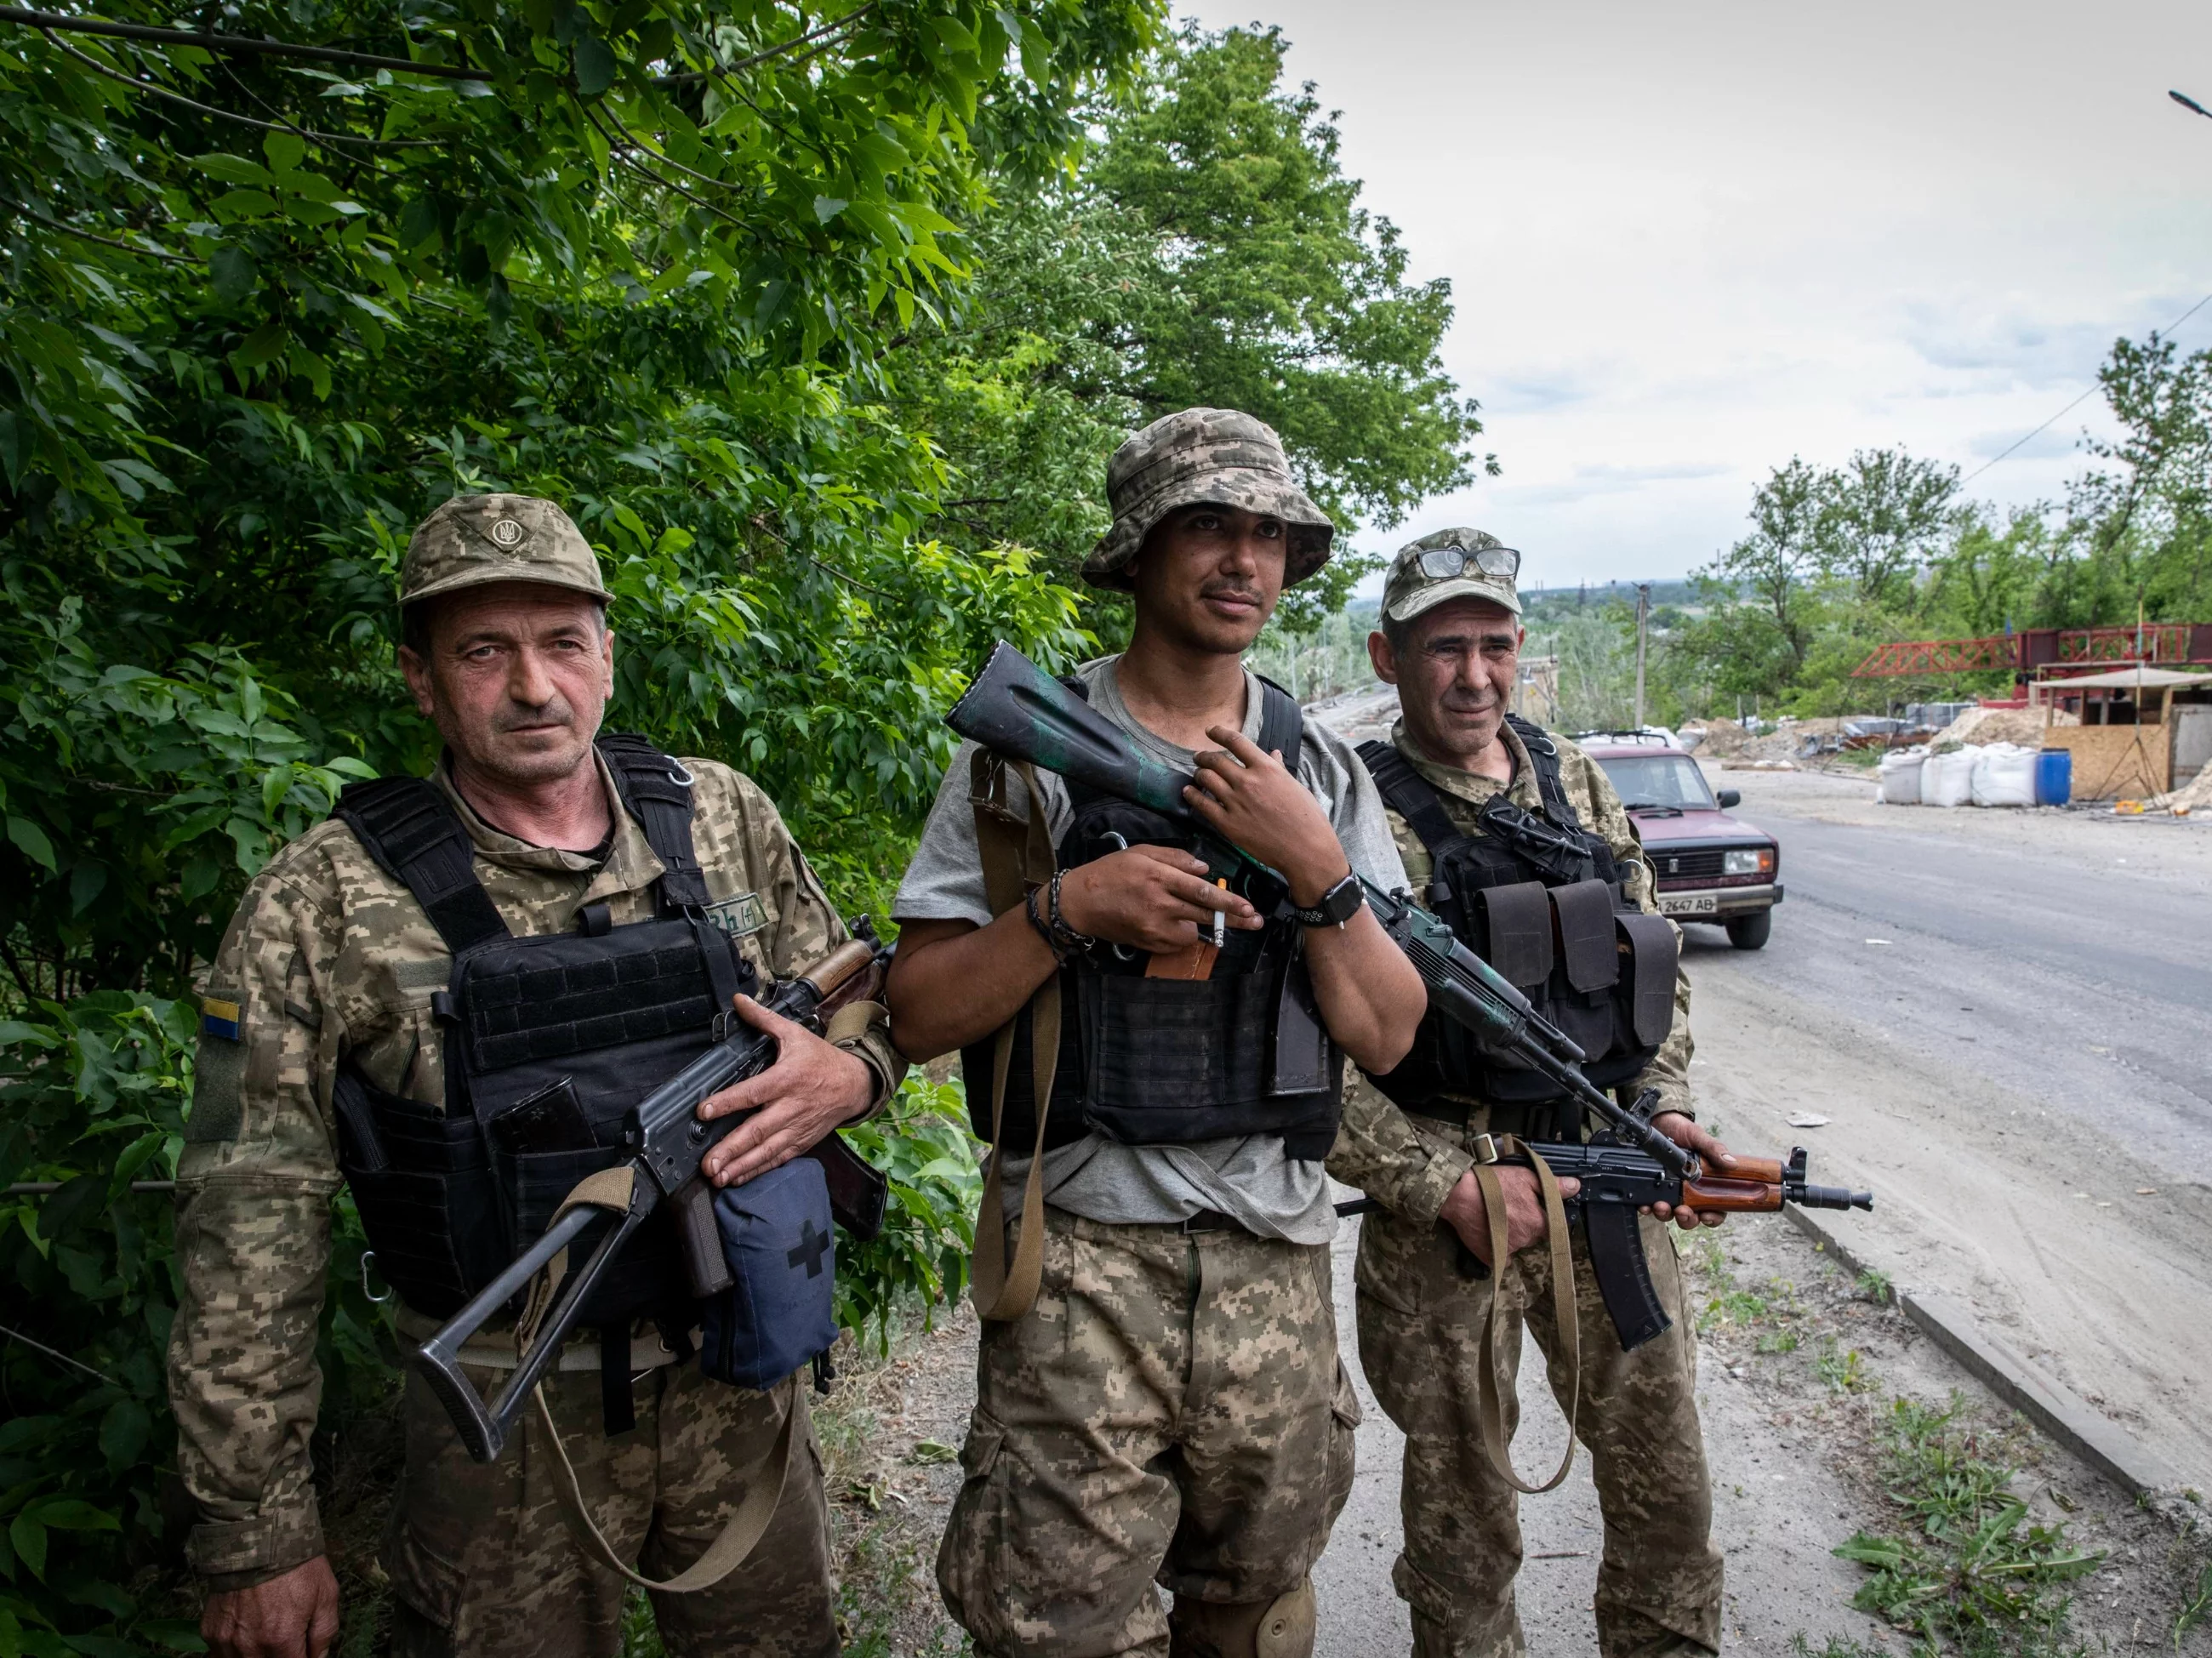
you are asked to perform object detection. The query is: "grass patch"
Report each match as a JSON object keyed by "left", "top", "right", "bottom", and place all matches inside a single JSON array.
[{"left": 1833, "top": 1396, "right": 2101, "bottom": 1656}]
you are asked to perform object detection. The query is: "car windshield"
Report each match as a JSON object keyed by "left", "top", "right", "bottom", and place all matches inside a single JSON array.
[{"left": 1594, "top": 754, "right": 1716, "bottom": 811}]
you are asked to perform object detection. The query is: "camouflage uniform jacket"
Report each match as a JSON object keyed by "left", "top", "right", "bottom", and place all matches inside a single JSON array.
[
  {"left": 167, "top": 753, "right": 904, "bottom": 1589},
  {"left": 1327, "top": 719, "right": 1695, "bottom": 1228}
]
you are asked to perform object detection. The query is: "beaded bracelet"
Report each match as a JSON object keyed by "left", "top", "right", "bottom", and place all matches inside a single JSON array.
[{"left": 1024, "top": 871, "right": 1095, "bottom": 963}]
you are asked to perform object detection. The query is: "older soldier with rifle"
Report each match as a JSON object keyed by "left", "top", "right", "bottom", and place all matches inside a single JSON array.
[
  {"left": 888, "top": 407, "right": 1425, "bottom": 1658},
  {"left": 1329, "top": 527, "right": 1734, "bottom": 1657},
  {"left": 167, "top": 494, "right": 902, "bottom": 1658}
]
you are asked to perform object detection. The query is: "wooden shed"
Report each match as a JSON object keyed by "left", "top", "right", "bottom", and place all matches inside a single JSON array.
[{"left": 2033, "top": 666, "right": 2212, "bottom": 799}]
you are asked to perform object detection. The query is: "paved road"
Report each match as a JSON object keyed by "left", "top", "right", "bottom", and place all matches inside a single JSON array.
[
  {"left": 1706, "top": 803, "right": 2212, "bottom": 1176},
  {"left": 1680, "top": 783, "right": 2212, "bottom": 1493}
]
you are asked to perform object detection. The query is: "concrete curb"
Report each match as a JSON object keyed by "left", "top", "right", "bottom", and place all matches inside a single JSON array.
[{"left": 1782, "top": 1203, "right": 2185, "bottom": 1499}]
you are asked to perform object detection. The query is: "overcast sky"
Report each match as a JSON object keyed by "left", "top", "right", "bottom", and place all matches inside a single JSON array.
[{"left": 1181, "top": 0, "right": 2212, "bottom": 592}]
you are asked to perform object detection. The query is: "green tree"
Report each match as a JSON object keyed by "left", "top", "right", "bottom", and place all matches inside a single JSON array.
[
  {"left": 1, "top": 5, "right": 1160, "bottom": 1643},
  {"left": 895, "top": 22, "right": 1488, "bottom": 629},
  {"left": 1819, "top": 447, "right": 1962, "bottom": 608}
]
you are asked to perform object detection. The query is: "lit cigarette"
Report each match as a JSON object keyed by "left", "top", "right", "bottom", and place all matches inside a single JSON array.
[{"left": 1212, "top": 879, "right": 1228, "bottom": 948}]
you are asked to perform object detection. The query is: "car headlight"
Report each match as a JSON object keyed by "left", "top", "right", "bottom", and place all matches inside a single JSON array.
[{"left": 1723, "top": 847, "right": 1775, "bottom": 876}]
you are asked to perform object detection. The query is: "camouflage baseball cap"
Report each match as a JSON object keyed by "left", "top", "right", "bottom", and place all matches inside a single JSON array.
[
  {"left": 1084, "top": 407, "right": 1333, "bottom": 590},
  {"left": 1382, "top": 527, "right": 1523, "bottom": 623},
  {"left": 400, "top": 493, "right": 608, "bottom": 608}
]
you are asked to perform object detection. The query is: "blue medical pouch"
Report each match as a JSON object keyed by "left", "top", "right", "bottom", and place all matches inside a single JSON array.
[{"left": 699, "top": 1156, "right": 840, "bottom": 1391}]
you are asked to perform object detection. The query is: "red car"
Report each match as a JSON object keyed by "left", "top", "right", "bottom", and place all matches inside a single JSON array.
[{"left": 1575, "top": 732, "right": 1782, "bottom": 950}]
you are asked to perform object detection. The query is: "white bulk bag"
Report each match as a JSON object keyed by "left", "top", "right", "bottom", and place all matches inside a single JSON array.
[
  {"left": 1971, "top": 743, "right": 2038, "bottom": 808},
  {"left": 1921, "top": 747, "right": 1979, "bottom": 807},
  {"left": 1878, "top": 749, "right": 1925, "bottom": 805}
]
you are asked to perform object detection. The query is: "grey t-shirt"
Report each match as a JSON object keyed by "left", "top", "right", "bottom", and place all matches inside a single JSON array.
[{"left": 893, "top": 655, "right": 1411, "bottom": 1244}]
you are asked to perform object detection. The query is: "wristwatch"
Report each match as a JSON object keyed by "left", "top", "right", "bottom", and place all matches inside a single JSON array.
[{"left": 1291, "top": 870, "right": 1363, "bottom": 929}]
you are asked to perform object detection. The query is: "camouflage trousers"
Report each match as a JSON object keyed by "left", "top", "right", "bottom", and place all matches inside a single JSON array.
[
  {"left": 1354, "top": 1149, "right": 1724, "bottom": 1658},
  {"left": 382, "top": 1330, "right": 835, "bottom": 1658},
  {"left": 938, "top": 1207, "right": 1361, "bottom": 1658}
]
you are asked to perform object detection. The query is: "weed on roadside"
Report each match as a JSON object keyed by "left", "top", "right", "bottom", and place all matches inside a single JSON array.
[
  {"left": 1833, "top": 1395, "right": 2101, "bottom": 1655},
  {"left": 2175, "top": 1554, "right": 2212, "bottom": 1650},
  {"left": 1816, "top": 1342, "right": 1876, "bottom": 1396},
  {"left": 1854, "top": 1268, "right": 1894, "bottom": 1305},
  {"left": 1787, "top": 1635, "right": 1887, "bottom": 1658}
]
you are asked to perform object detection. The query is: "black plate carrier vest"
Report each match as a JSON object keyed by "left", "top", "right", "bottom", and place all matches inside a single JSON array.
[
  {"left": 1358, "top": 718, "right": 1678, "bottom": 1126},
  {"left": 327, "top": 736, "right": 757, "bottom": 1336},
  {"left": 960, "top": 677, "right": 1343, "bottom": 1160}
]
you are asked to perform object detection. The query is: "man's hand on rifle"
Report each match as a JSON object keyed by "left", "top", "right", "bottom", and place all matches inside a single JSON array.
[
  {"left": 201, "top": 1555, "right": 339, "bottom": 1658},
  {"left": 1440, "top": 1165, "right": 1582, "bottom": 1266},
  {"left": 698, "top": 994, "right": 876, "bottom": 1188},
  {"left": 1058, "top": 844, "right": 1263, "bottom": 953},
  {"left": 1645, "top": 1112, "right": 1736, "bottom": 1229},
  {"left": 1184, "top": 726, "right": 1350, "bottom": 907}
]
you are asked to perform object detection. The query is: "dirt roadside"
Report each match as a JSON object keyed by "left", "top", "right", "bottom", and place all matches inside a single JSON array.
[{"left": 801, "top": 1206, "right": 2212, "bottom": 1656}]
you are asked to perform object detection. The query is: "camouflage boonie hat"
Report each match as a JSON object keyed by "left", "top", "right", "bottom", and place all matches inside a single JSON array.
[
  {"left": 1084, "top": 407, "right": 1333, "bottom": 590},
  {"left": 1382, "top": 527, "right": 1523, "bottom": 623},
  {"left": 400, "top": 493, "right": 608, "bottom": 608}
]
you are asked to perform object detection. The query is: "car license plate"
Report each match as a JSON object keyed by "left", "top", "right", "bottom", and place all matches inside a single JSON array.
[{"left": 1660, "top": 894, "right": 1718, "bottom": 916}]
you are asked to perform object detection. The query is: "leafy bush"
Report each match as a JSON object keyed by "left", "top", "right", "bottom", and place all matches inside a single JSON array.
[{"left": 836, "top": 1076, "right": 983, "bottom": 1355}]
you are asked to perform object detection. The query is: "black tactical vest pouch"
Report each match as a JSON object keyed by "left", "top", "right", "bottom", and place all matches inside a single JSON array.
[
  {"left": 957, "top": 674, "right": 1344, "bottom": 1162},
  {"left": 333, "top": 1068, "right": 505, "bottom": 1319},
  {"left": 1358, "top": 726, "right": 1676, "bottom": 1116},
  {"left": 331, "top": 738, "right": 759, "bottom": 1333},
  {"left": 450, "top": 916, "right": 757, "bottom": 1330}
]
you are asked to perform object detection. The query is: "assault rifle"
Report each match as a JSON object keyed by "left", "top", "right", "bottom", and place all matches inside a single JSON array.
[
  {"left": 414, "top": 936, "right": 892, "bottom": 1463},
  {"left": 947, "top": 642, "right": 1872, "bottom": 1349},
  {"left": 1339, "top": 1128, "right": 1869, "bottom": 1347}
]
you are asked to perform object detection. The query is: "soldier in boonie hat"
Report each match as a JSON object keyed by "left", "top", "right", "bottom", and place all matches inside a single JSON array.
[
  {"left": 1084, "top": 407, "right": 1334, "bottom": 590},
  {"left": 400, "top": 493, "right": 609, "bottom": 609},
  {"left": 1380, "top": 527, "right": 1523, "bottom": 626}
]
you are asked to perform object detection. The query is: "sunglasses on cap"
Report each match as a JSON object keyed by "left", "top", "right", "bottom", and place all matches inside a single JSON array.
[{"left": 1412, "top": 541, "right": 1521, "bottom": 581}]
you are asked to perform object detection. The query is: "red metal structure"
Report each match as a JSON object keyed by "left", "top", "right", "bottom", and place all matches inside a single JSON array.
[{"left": 1850, "top": 624, "right": 2212, "bottom": 678}]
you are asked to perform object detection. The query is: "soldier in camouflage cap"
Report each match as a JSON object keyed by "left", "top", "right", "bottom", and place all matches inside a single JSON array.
[
  {"left": 400, "top": 492, "right": 611, "bottom": 606},
  {"left": 1084, "top": 407, "right": 1334, "bottom": 590},
  {"left": 1330, "top": 528, "right": 1730, "bottom": 1657},
  {"left": 168, "top": 493, "right": 904, "bottom": 1658}
]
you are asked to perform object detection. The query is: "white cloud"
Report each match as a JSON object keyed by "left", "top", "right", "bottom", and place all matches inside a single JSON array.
[{"left": 1178, "top": 0, "right": 2212, "bottom": 590}]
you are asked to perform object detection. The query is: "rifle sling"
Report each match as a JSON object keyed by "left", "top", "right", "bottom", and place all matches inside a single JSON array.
[
  {"left": 1470, "top": 1137, "right": 1581, "bottom": 1495},
  {"left": 967, "top": 749, "right": 1060, "bottom": 1323},
  {"left": 514, "top": 1163, "right": 795, "bottom": 1593}
]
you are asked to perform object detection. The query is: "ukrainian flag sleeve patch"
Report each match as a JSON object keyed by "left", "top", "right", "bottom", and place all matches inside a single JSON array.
[{"left": 200, "top": 997, "right": 242, "bottom": 1042}]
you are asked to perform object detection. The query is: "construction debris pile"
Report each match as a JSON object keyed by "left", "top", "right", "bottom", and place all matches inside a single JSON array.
[{"left": 1930, "top": 706, "right": 2066, "bottom": 746}]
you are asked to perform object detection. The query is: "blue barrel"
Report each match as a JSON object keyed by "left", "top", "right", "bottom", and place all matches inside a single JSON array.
[{"left": 2035, "top": 748, "right": 2072, "bottom": 806}]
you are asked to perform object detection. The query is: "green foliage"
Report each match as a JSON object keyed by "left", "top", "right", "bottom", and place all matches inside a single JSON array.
[
  {"left": 1678, "top": 330, "right": 2212, "bottom": 715},
  {"left": 834, "top": 1074, "right": 982, "bottom": 1353},
  {"left": 2175, "top": 1554, "right": 2212, "bottom": 1652},
  {"left": 0, "top": 993, "right": 399, "bottom": 1653},
  {"left": 1, "top": 9, "right": 1483, "bottom": 1644},
  {"left": 1833, "top": 1396, "right": 2101, "bottom": 1656},
  {"left": 1816, "top": 1342, "right": 1875, "bottom": 1395},
  {"left": 894, "top": 22, "right": 1486, "bottom": 633}
]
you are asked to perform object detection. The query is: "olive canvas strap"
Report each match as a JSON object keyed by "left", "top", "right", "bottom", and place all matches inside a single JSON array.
[
  {"left": 1469, "top": 1137, "right": 1582, "bottom": 1494},
  {"left": 966, "top": 748, "right": 1061, "bottom": 1323},
  {"left": 511, "top": 1165, "right": 794, "bottom": 1593}
]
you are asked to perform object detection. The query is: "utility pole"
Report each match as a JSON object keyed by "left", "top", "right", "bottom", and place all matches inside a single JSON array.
[{"left": 1633, "top": 582, "right": 1650, "bottom": 730}]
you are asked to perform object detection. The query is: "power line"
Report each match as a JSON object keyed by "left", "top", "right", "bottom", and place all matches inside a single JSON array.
[{"left": 1961, "top": 290, "right": 2212, "bottom": 486}]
